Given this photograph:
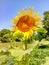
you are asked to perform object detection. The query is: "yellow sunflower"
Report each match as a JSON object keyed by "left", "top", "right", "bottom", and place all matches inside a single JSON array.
[{"left": 11, "top": 7, "right": 42, "bottom": 39}]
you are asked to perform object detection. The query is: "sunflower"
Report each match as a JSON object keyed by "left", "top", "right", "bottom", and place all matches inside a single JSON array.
[{"left": 11, "top": 7, "right": 42, "bottom": 39}]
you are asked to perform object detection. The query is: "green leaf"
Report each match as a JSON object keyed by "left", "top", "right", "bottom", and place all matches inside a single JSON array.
[{"left": 37, "top": 28, "right": 47, "bottom": 33}]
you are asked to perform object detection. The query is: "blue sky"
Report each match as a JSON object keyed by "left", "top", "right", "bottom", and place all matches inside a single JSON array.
[{"left": 0, "top": 0, "right": 49, "bottom": 30}]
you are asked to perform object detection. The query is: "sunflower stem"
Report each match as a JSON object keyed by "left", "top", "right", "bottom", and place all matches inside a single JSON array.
[{"left": 24, "top": 42, "right": 29, "bottom": 65}]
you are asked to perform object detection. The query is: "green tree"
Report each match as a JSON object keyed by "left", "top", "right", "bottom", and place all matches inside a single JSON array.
[
  {"left": 42, "top": 11, "right": 49, "bottom": 40},
  {"left": 0, "top": 29, "right": 14, "bottom": 43},
  {"left": 0, "top": 29, "right": 11, "bottom": 37}
]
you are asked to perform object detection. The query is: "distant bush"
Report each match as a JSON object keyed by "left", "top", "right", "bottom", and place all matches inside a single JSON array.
[{"left": 0, "top": 29, "right": 14, "bottom": 43}]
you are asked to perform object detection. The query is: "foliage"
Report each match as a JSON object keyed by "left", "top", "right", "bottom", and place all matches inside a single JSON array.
[
  {"left": 33, "top": 28, "right": 47, "bottom": 41},
  {"left": 0, "top": 29, "right": 11, "bottom": 37},
  {"left": 0, "top": 39, "right": 49, "bottom": 65},
  {"left": 43, "top": 11, "right": 49, "bottom": 29},
  {"left": 0, "top": 29, "right": 14, "bottom": 43},
  {"left": 42, "top": 11, "right": 49, "bottom": 40},
  {"left": 29, "top": 39, "right": 49, "bottom": 65},
  {"left": 13, "top": 33, "right": 23, "bottom": 42},
  {"left": 29, "top": 49, "right": 49, "bottom": 65}
]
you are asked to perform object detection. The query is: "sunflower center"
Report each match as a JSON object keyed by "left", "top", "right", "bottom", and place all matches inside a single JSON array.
[
  {"left": 17, "top": 15, "right": 33, "bottom": 32},
  {"left": 22, "top": 22, "right": 27, "bottom": 27}
]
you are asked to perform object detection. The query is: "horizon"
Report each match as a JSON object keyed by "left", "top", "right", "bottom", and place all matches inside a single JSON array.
[{"left": 0, "top": 0, "right": 49, "bottom": 30}]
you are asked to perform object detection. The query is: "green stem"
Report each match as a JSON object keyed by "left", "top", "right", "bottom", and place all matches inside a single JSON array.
[
  {"left": 25, "top": 42, "right": 27, "bottom": 50},
  {"left": 24, "top": 42, "right": 29, "bottom": 65}
]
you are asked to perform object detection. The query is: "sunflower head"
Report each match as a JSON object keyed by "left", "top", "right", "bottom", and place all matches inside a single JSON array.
[{"left": 11, "top": 7, "right": 42, "bottom": 40}]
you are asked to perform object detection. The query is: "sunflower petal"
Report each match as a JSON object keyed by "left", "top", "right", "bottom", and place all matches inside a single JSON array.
[
  {"left": 13, "top": 30, "right": 22, "bottom": 36},
  {"left": 22, "top": 8, "right": 26, "bottom": 15},
  {"left": 10, "top": 26, "right": 18, "bottom": 31},
  {"left": 23, "top": 30, "right": 33, "bottom": 39},
  {"left": 28, "top": 7, "right": 34, "bottom": 15},
  {"left": 35, "top": 16, "right": 42, "bottom": 21},
  {"left": 11, "top": 19, "right": 18, "bottom": 24},
  {"left": 32, "top": 12, "right": 39, "bottom": 17},
  {"left": 15, "top": 16, "right": 19, "bottom": 19},
  {"left": 18, "top": 11, "right": 22, "bottom": 15}
]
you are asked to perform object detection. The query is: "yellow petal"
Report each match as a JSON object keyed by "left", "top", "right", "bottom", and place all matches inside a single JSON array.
[
  {"left": 32, "top": 12, "right": 39, "bottom": 17},
  {"left": 28, "top": 7, "right": 34, "bottom": 15},
  {"left": 35, "top": 16, "right": 42, "bottom": 21},
  {"left": 22, "top": 8, "right": 26, "bottom": 15},
  {"left": 15, "top": 16, "right": 19, "bottom": 19},
  {"left": 28, "top": 29, "right": 33, "bottom": 36},
  {"left": 23, "top": 30, "right": 33, "bottom": 39},
  {"left": 23, "top": 32, "right": 29, "bottom": 39},
  {"left": 11, "top": 19, "right": 18, "bottom": 24},
  {"left": 11, "top": 19, "right": 15, "bottom": 23},
  {"left": 18, "top": 11, "right": 22, "bottom": 16},
  {"left": 13, "top": 30, "right": 22, "bottom": 36},
  {"left": 10, "top": 26, "right": 18, "bottom": 31}
]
